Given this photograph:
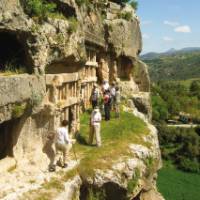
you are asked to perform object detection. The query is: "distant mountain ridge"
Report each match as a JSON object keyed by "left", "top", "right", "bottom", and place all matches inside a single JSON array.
[
  {"left": 143, "top": 48, "right": 200, "bottom": 81},
  {"left": 141, "top": 47, "right": 200, "bottom": 60}
]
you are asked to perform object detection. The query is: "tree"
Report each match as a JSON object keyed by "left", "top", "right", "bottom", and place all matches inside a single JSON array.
[
  {"left": 130, "top": 0, "right": 138, "bottom": 10},
  {"left": 110, "top": 0, "right": 138, "bottom": 10},
  {"left": 190, "top": 80, "right": 200, "bottom": 98}
]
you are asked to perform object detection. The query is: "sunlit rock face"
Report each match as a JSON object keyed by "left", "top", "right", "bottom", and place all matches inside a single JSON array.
[{"left": 0, "top": 1, "right": 161, "bottom": 200}]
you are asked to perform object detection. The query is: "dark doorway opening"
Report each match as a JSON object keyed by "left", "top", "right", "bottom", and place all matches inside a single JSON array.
[
  {"left": 0, "top": 118, "right": 20, "bottom": 160},
  {"left": 0, "top": 31, "right": 28, "bottom": 73}
]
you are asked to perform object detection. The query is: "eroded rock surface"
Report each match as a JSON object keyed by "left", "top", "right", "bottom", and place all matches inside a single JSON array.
[{"left": 0, "top": 1, "right": 162, "bottom": 199}]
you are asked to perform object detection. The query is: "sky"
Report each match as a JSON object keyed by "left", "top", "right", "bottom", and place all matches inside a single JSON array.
[{"left": 137, "top": 0, "right": 200, "bottom": 53}]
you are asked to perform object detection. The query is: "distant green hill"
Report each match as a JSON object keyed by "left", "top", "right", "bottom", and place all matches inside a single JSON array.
[{"left": 142, "top": 50, "right": 200, "bottom": 81}]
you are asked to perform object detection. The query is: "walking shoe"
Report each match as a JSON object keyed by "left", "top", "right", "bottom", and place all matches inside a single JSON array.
[
  {"left": 56, "top": 160, "right": 63, "bottom": 167},
  {"left": 48, "top": 165, "right": 56, "bottom": 172}
]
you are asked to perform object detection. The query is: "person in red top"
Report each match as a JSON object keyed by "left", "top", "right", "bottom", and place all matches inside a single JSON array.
[{"left": 103, "top": 90, "right": 111, "bottom": 121}]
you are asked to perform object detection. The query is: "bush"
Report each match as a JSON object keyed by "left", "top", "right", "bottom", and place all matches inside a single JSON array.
[
  {"left": 68, "top": 17, "right": 78, "bottom": 34},
  {"left": 178, "top": 157, "right": 200, "bottom": 173},
  {"left": 12, "top": 104, "right": 26, "bottom": 118},
  {"left": 130, "top": 0, "right": 138, "bottom": 10},
  {"left": 25, "top": 0, "right": 57, "bottom": 20},
  {"left": 75, "top": 0, "right": 90, "bottom": 7},
  {"left": 118, "top": 11, "right": 132, "bottom": 21}
]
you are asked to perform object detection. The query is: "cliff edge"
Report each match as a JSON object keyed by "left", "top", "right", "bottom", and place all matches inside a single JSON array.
[{"left": 0, "top": 1, "right": 163, "bottom": 199}]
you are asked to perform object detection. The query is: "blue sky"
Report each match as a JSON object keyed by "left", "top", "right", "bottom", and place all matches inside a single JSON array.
[{"left": 137, "top": 0, "right": 200, "bottom": 53}]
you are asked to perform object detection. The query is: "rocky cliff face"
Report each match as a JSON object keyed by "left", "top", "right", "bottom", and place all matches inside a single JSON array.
[{"left": 0, "top": 1, "right": 162, "bottom": 200}]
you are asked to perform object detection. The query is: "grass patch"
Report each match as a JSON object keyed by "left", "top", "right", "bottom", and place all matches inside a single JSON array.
[
  {"left": 157, "top": 161, "right": 200, "bottom": 200},
  {"left": 127, "top": 168, "right": 140, "bottom": 194},
  {"left": 21, "top": 111, "right": 149, "bottom": 199},
  {"left": 12, "top": 103, "right": 27, "bottom": 118},
  {"left": 68, "top": 17, "right": 78, "bottom": 34},
  {"left": 75, "top": 111, "right": 149, "bottom": 178},
  {"left": 43, "top": 178, "right": 64, "bottom": 191}
]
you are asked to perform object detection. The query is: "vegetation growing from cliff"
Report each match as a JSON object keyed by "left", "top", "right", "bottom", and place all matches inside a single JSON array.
[
  {"left": 75, "top": 0, "right": 91, "bottom": 7},
  {"left": 21, "top": 112, "right": 150, "bottom": 200},
  {"left": 118, "top": 11, "right": 132, "bottom": 21},
  {"left": 68, "top": 17, "right": 79, "bottom": 34},
  {"left": 76, "top": 111, "right": 150, "bottom": 178},
  {"left": 24, "top": 0, "right": 57, "bottom": 19},
  {"left": 111, "top": 0, "right": 138, "bottom": 10}
]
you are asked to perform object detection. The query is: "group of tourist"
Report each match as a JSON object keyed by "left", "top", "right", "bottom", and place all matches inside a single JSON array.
[
  {"left": 90, "top": 80, "right": 121, "bottom": 120},
  {"left": 44, "top": 80, "right": 121, "bottom": 172},
  {"left": 88, "top": 81, "right": 121, "bottom": 147}
]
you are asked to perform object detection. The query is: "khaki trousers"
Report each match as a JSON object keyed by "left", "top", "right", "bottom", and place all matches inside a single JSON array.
[
  {"left": 42, "top": 139, "right": 55, "bottom": 168},
  {"left": 89, "top": 124, "right": 101, "bottom": 147},
  {"left": 55, "top": 142, "right": 72, "bottom": 166}
]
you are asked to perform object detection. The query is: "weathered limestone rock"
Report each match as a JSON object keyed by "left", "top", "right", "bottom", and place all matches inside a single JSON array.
[
  {"left": 58, "top": 112, "right": 162, "bottom": 200},
  {"left": 106, "top": 18, "right": 142, "bottom": 58},
  {"left": 0, "top": 1, "right": 161, "bottom": 199},
  {"left": 0, "top": 157, "right": 16, "bottom": 173},
  {"left": 98, "top": 58, "right": 110, "bottom": 82},
  {"left": 133, "top": 60, "right": 150, "bottom": 92},
  {"left": 0, "top": 75, "right": 45, "bottom": 123},
  {"left": 140, "top": 188, "right": 165, "bottom": 200},
  {"left": 132, "top": 92, "right": 152, "bottom": 121}
]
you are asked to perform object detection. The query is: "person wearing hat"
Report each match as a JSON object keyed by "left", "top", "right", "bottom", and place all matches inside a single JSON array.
[
  {"left": 89, "top": 107, "right": 102, "bottom": 147},
  {"left": 102, "top": 80, "right": 110, "bottom": 93}
]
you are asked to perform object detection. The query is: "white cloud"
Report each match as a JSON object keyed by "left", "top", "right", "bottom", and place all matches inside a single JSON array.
[
  {"left": 163, "top": 36, "right": 174, "bottom": 42},
  {"left": 164, "top": 20, "right": 179, "bottom": 27},
  {"left": 142, "top": 34, "right": 150, "bottom": 39},
  {"left": 141, "top": 20, "right": 152, "bottom": 25},
  {"left": 174, "top": 25, "right": 191, "bottom": 33}
]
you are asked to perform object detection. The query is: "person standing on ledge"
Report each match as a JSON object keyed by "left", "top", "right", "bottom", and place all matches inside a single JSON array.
[
  {"left": 55, "top": 120, "right": 73, "bottom": 168},
  {"left": 90, "top": 84, "right": 100, "bottom": 109},
  {"left": 103, "top": 90, "right": 111, "bottom": 121},
  {"left": 89, "top": 107, "right": 102, "bottom": 147}
]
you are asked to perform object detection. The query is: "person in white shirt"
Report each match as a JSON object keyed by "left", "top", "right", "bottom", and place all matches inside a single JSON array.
[
  {"left": 55, "top": 120, "right": 73, "bottom": 168},
  {"left": 102, "top": 80, "right": 110, "bottom": 92},
  {"left": 89, "top": 107, "right": 102, "bottom": 147}
]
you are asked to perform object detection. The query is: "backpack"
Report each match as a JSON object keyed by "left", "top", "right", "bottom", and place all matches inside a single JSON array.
[{"left": 92, "top": 91, "right": 98, "bottom": 101}]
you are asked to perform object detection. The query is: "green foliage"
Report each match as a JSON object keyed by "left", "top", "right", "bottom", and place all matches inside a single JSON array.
[
  {"left": 12, "top": 104, "right": 26, "bottom": 118},
  {"left": 76, "top": 111, "right": 149, "bottom": 178},
  {"left": 144, "top": 156, "right": 155, "bottom": 174},
  {"left": 0, "top": 57, "right": 27, "bottom": 75},
  {"left": 145, "top": 51, "right": 200, "bottom": 81},
  {"left": 127, "top": 168, "right": 140, "bottom": 193},
  {"left": 118, "top": 11, "right": 132, "bottom": 21},
  {"left": 151, "top": 81, "right": 200, "bottom": 122},
  {"left": 75, "top": 0, "right": 91, "bottom": 7},
  {"left": 87, "top": 188, "right": 106, "bottom": 200},
  {"left": 110, "top": 0, "right": 138, "bottom": 10},
  {"left": 157, "top": 162, "right": 200, "bottom": 200},
  {"left": 190, "top": 80, "right": 200, "bottom": 99},
  {"left": 152, "top": 95, "right": 168, "bottom": 121},
  {"left": 43, "top": 178, "right": 64, "bottom": 191},
  {"left": 68, "top": 17, "right": 78, "bottom": 34},
  {"left": 157, "top": 125, "right": 200, "bottom": 173},
  {"left": 25, "top": 0, "right": 57, "bottom": 20},
  {"left": 130, "top": 0, "right": 138, "bottom": 10}
]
